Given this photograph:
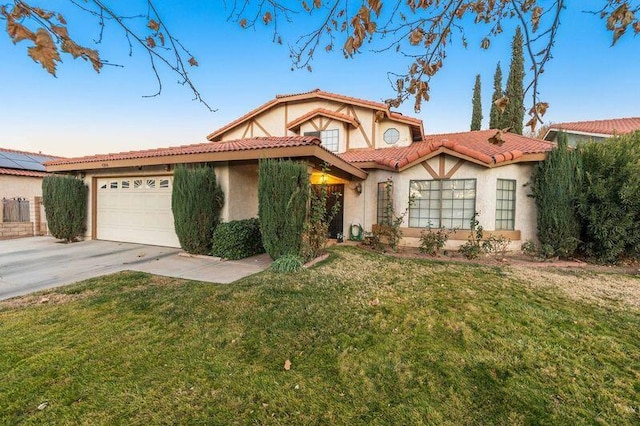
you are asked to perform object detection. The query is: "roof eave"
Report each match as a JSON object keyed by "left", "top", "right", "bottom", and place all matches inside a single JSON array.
[{"left": 46, "top": 145, "right": 368, "bottom": 180}]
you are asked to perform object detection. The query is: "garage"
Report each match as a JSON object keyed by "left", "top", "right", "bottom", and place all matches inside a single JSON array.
[{"left": 96, "top": 176, "right": 180, "bottom": 248}]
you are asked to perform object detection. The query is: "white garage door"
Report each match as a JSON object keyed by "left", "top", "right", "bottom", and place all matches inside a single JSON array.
[{"left": 96, "top": 176, "right": 180, "bottom": 248}]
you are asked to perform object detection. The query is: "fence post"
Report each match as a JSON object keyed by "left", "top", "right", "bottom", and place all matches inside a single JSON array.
[{"left": 31, "top": 196, "right": 38, "bottom": 236}]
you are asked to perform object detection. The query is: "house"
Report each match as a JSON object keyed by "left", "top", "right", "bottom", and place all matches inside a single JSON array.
[
  {"left": 543, "top": 117, "right": 640, "bottom": 146},
  {"left": 45, "top": 89, "right": 554, "bottom": 249},
  {"left": 0, "top": 147, "right": 60, "bottom": 239}
]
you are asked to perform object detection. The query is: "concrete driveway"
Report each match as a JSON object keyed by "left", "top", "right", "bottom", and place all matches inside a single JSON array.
[{"left": 0, "top": 237, "right": 271, "bottom": 301}]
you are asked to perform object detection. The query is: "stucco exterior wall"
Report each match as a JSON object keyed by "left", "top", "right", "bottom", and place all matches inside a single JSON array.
[
  {"left": 217, "top": 99, "right": 415, "bottom": 153},
  {"left": 227, "top": 162, "right": 259, "bottom": 221},
  {"left": 0, "top": 175, "right": 43, "bottom": 199}
]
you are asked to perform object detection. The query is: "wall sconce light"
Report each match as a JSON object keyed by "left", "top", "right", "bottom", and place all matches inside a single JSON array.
[
  {"left": 350, "top": 182, "right": 362, "bottom": 194},
  {"left": 165, "top": 164, "right": 172, "bottom": 172},
  {"left": 79, "top": 171, "right": 86, "bottom": 179}
]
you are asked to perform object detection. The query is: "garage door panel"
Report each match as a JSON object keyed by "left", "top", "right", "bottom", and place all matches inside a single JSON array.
[{"left": 96, "top": 176, "right": 180, "bottom": 248}]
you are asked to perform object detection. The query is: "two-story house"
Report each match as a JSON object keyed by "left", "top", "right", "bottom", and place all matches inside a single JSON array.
[{"left": 46, "top": 89, "right": 554, "bottom": 249}]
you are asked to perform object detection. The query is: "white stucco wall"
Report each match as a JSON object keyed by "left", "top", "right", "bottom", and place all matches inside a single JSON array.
[{"left": 1, "top": 175, "right": 43, "bottom": 199}]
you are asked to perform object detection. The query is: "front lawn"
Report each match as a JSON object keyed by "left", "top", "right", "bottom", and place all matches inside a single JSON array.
[{"left": 1, "top": 246, "right": 639, "bottom": 424}]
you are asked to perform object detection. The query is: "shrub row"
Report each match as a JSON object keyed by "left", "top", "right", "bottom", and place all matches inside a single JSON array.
[{"left": 534, "top": 131, "right": 640, "bottom": 262}]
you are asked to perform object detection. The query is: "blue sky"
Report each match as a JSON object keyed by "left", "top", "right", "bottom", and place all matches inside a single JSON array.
[{"left": 1, "top": 2, "right": 639, "bottom": 157}]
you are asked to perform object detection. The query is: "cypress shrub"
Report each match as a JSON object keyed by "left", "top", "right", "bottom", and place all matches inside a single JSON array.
[
  {"left": 211, "top": 218, "right": 264, "bottom": 260},
  {"left": 532, "top": 132, "right": 581, "bottom": 257},
  {"left": 172, "top": 164, "right": 224, "bottom": 255},
  {"left": 577, "top": 132, "right": 640, "bottom": 262},
  {"left": 42, "top": 175, "right": 87, "bottom": 242},
  {"left": 258, "top": 159, "right": 308, "bottom": 260}
]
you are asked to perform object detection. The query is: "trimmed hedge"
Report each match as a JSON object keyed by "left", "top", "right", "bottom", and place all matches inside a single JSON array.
[
  {"left": 258, "top": 159, "right": 308, "bottom": 260},
  {"left": 211, "top": 218, "right": 264, "bottom": 260},
  {"left": 172, "top": 164, "right": 224, "bottom": 255},
  {"left": 42, "top": 175, "right": 87, "bottom": 242}
]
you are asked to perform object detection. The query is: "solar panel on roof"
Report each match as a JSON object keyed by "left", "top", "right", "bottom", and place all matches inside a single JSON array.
[
  {"left": 0, "top": 152, "right": 30, "bottom": 161},
  {"left": 12, "top": 160, "right": 45, "bottom": 171},
  {"left": 28, "top": 154, "right": 56, "bottom": 163},
  {"left": 0, "top": 157, "right": 25, "bottom": 169}
]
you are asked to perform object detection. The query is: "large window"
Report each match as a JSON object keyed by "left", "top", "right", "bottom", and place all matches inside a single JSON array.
[
  {"left": 377, "top": 181, "right": 392, "bottom": 225},
  {"left": 495, "top": 179, "right": 516, "bottom": 230},
  {"left": 409, "top": 179, "right": 476, "bottom": 229}
]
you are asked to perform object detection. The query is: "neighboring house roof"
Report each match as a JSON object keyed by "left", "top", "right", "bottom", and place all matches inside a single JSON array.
[
  {"left": 0, "top": 167, "right": 50, "bottom": 178},
  {"left": 544, "top": 117, "right": 640, "bottom": 140},
  {"left": 0, "top": 147, "right": 61, "bottom": 177},
  {"left": 340, "top": 130, "right": 554, "bottom": 170},
  {"left": 206, "top": 88, "right": 424, "bottom": 141},
  {"left": 45, "top": 136, "right": 368, "bottom": 180}
]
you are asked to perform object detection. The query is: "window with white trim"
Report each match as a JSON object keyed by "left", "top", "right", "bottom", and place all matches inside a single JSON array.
[
  {"left": 409, "top": 179, "right": 476, "bottom": 229},
  {"left": 495, "top": 179, "right": 516, "bottom": 230},
  {"left": 321, "top": 129, "right": 339, "bottom": 152}
]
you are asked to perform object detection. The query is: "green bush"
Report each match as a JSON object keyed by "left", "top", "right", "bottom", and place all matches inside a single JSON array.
[
  {"left": 172, "top": 164, "right": 224, "bottom": 255},
  {"left": 258, "top": 159, "right": 308, "bottom": 260},
  {"left": 577, "top": 132, "right": 640, "bottom": 262},
  {"left": 270, "top": 254, "right": 304, "bottom": 273},
  {"left": 532, "top": 132, "right": 581, "bottom": 258},
  {"left": 42, "top": 175, "right": 87, "bottom": 242},
  {"left": 211, "top": 218, "right": 264, "bottom": 260},
  {"left": 419, "top": 227, "right": 451, "bottom": 256},
  {"left": 458, "top": 213, "right": 485, "bottom": 259}
]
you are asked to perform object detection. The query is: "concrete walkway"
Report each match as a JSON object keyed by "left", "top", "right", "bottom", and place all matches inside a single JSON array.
[{"left": 0, "top": 237, "right": 271, "bottom": 301}]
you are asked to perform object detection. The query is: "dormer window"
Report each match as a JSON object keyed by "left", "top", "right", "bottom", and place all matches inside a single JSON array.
[{"left": 305, "top": 129, "right": 340, "bottom": 153}]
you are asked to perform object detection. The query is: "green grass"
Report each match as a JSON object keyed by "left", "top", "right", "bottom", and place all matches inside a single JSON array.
[{"left": 1, "top": 246, "right": 639, "bottom": 424}]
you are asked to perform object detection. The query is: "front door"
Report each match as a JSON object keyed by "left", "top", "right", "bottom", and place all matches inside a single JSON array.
[{"left": 313, "top": 184, "right": 344, "bottom": 239}]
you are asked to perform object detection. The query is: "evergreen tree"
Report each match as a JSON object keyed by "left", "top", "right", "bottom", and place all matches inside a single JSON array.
[
  {"left": 470, "top": 74, "right": 482, "bottom": 131},
  {"left": 258, "top": 159, "right": 309, "bottom": 260},
  {"left": 532, "top": 132, "right": 581, "bottom": 258},
  {"left": 172, "top": 164, "right": 224, "bottom": 255},
  {"left": 489, "top": 62, "right": 505, "bottom": 129},
  {"left": 42, "top": 176, "right": 87, "bottom": 242},
  {"left": 504, "top": 27, "right": 525, "bottom": 134}
]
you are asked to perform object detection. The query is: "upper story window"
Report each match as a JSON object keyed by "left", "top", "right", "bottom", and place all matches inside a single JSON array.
[
  {"left": 383, "top": 128, "right": 400, "bottom": 145},
  {"left": 320, "top": 129, "right": 339, "bottom": 152},
  {"left": 305, "top": 129, "right": 339, "bottom": 153}
]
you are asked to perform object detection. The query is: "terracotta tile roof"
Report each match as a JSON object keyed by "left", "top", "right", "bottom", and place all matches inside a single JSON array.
[
  {"left": 277, "top": 89, "right": 423, "bottom": 125},
  {"left": 207, "top": 88, "right": 423, "bottom": 141},
  {"left": 287, "top": 108, "right": 360, "bottom": 129},
  {"left": 46, "top": 136, "right": 324, "bottom": 166},
  {"left": 548, "top": 117, "right": 640, "bottom": 136},
  {"left": 0, "top": 147, "right": 62, "bottom": 159},
  {"left": 340, "top": 130, "right": 554, "bottom": 169},
  {"left": 0, "top": 167, "right": 49, "bottom": 178}
]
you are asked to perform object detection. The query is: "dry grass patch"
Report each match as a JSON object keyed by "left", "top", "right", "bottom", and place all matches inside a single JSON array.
[{"left": 506, "top": 265, "right": 640, "bottom": 310}]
